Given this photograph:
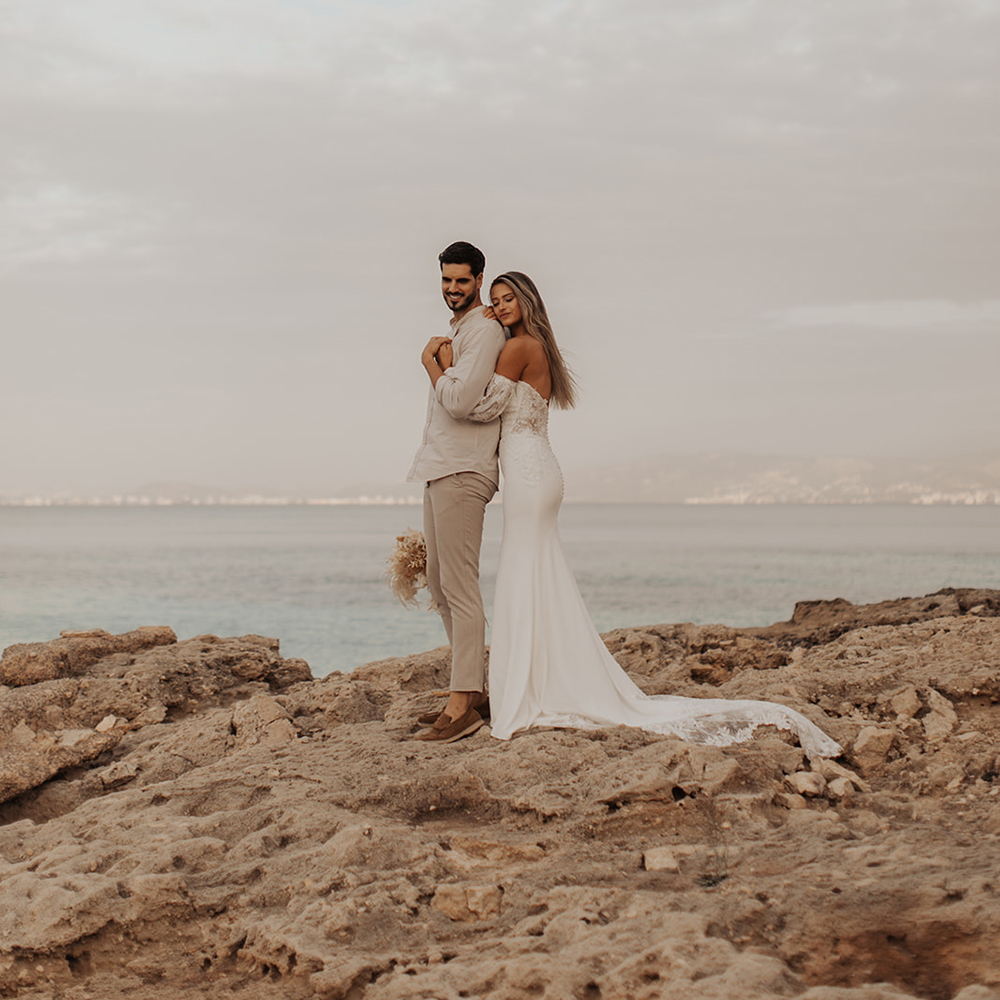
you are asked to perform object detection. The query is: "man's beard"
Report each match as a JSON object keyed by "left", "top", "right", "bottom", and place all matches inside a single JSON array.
[{"left": 444, "top": 290, "right": 476, "bottom": 313}]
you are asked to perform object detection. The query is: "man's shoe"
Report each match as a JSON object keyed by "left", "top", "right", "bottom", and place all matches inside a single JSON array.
[
  {"left": 416, "top": 697, "right": 490, "bottom": 727},
  {"left": 412, "top": 707, "right": 485, "bottom": 744}
]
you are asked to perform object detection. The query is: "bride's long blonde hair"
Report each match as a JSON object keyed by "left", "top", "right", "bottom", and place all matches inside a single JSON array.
[{"left": 491, "top": 271, "right": 577, "bottom": 410}]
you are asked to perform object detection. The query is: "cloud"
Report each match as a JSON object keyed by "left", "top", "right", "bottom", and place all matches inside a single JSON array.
[
  {"left": 0, "top": 0, "right": 349, "bottom": 93},
  {"left": 0, "top": 179, "right": 157, "bottom": 268},
  {"left": 5, "top": 0, "right": 995, "bottom": 280},
  {"left": 2, "top": 0, "right": 999, "bottom": 490}
]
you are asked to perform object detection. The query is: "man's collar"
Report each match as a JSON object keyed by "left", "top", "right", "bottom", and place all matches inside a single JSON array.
[{"left": 449, "top": 304, "right": 483, "bottom": 328}]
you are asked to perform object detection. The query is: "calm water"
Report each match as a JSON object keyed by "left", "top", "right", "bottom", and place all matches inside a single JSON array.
[{"left": 2, "top": 504, "right": 998, "bottom": 676}]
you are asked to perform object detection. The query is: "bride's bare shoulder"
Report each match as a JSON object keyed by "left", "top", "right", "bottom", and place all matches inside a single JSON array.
[
  {"left": 496, "top": 335, "right": 543, "bottom": 383},
  {"left": 501, "top": 336, "right": 545, "bottom": 361}
]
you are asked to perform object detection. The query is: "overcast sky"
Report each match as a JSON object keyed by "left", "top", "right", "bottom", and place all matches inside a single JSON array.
[{"left": 2, "top": 0, "right": 998, "bottom": 496}]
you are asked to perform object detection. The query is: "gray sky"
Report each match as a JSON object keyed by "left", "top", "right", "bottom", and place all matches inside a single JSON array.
[{"left": 2, "top": 0, "right": 998, "bottom": 496}]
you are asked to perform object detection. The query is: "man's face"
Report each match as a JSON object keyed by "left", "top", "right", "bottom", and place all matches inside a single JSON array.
[{"left": 441, "top": 263, "right": 482, "bottom": 315}]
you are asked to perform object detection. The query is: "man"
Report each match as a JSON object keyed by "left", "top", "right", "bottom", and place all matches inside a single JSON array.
[{"left": 407, "top": 241, "right": 505, "bottom": 743}]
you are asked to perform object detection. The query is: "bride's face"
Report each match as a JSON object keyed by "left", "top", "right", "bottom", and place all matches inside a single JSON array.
[{"left": 490, "top": 283, "right": 522, "bottom": 329}]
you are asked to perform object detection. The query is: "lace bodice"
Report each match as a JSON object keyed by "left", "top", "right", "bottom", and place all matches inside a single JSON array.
[{"left": 468, "top": 373, "right": 549, "bottom": 437}]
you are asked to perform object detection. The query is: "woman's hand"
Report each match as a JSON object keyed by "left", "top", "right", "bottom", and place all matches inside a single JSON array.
[
  {"left": 438, "top": 341, "right": 454, "bottom": 369},
  {"left": 422, "top": 336, "right": 451, "bottom": 366},
  {"left": 421, "top": 336, "right": 452, "bottom": 387},
  {"left": 483, "top": 305, "right": 498, "bottom": 322}
]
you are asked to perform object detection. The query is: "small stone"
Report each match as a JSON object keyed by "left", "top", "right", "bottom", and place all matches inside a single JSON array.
[
  {"left": 134, "top": 702, "right": 168, "bottom": 726},
  {"left": 10, "top": 722, "right": 37, "bottom": 745},
  {"left": 95, "top": 715, "right": 118, "bottom": 733},
  {"left": 642, "top": 847, "right": 680, "bottom": 872},
  {"left": 923, "top": 689, "right": 958, "bottom": 743},
  {"left": 57, "top": 729, "right": 92, "bottom": 747},
  {"left": 890, "top": 686, "right": 921, "bottom": 719},
  {"left": 431, "top": 884, "right": 502, "bottom": 922},
  {"left": 787, "top": 772, "right": 827, "bottom": 797},
  {"left": 826, "top": 776, "right": 856, "bottom": 799},
  {"left": 774, "top": 792, "right": 808, "bottom": 810},
  {"left": 853, "top": 727, "right": 895, "bottom": 769},
  {"left": 466, "top": 885, "right": 503, "bottom": 918},
  {"left": 100, "top": 761, "right": 138, "bottom": 788},
  {"left": 232, "top": 695, "right": 297, "bottom": 749},
  {"left": 814, "top": 758, "right": 869, "bottom": 791}
]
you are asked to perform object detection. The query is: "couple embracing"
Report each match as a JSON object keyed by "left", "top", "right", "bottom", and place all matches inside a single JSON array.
[{"left": 408, "top": 241, "right": 840, "bottom": 758}]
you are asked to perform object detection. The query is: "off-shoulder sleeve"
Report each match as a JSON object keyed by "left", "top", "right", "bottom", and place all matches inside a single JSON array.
[{"left": 467, "top": 373, "right": 516, "bottom": 422}]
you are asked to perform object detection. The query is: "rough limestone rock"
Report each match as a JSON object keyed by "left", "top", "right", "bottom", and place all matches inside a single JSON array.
[
  {"left": 853, "top": 726, "right": 896, "bottom": 771},
  {"left": 0, "top": 631, "right": 311, "bottom": 814},
  {"left": 0, "top": 591, "right": 998, "bottom": 1000},
  {"left": 0, "top": 626, "right": 177, "bottom": 685},
  {"left": 746, "top": 587, "right": 1000, "bottom": 648},
  {"left": 431, "top": 883, "right": 503, "bottom": 922}
]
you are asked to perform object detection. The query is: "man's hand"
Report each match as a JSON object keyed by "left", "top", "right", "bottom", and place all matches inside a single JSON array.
[
  {"left": 421, "top": 336, "right": 453, "bottom": 387},
  {"left": 438, "top": 341, "right": 454, "bottom": 369},
  {"left": 422, "top": 336, "right": 452, "bottom": 367}
]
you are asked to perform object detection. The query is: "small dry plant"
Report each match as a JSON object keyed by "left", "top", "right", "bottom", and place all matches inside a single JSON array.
[
  {"left": 385, "top": 528, "right": 433, "bottom": 608},
  {"left": 693, "top": 797, "right": 730, "bottom": 887}
]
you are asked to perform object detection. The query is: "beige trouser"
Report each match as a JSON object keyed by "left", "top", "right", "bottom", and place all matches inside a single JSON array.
[{"left": 423, "top": 471, "right": 497, "bottom": 692}]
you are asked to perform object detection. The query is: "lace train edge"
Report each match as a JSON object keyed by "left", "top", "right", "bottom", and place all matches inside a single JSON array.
[{"left": 492, "top": 707, "right": 842, "bottom": 759}]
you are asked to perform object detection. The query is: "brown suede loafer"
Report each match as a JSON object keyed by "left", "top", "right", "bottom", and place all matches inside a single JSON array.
[
  {"left": 412, "top": 707, "right": 485, "bottom": 744},
  {"left": 416, "top": 697, "right": 490, "bottom": 727},
  {"left": 416, "top": 709, "right": 444, "bottom": 727}
]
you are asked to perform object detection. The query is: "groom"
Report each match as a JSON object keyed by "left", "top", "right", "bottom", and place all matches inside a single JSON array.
[{"left": 407, "top": 241, "right": 506, "bottom": 743}]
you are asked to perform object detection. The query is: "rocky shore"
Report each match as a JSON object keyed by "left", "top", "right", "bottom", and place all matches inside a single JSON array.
[{"left": 1, "top": 589, "right": 999, "bottom": 1000}]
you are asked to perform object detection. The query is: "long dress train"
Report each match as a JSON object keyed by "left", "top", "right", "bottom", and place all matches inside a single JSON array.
[{"left": 469, "top": 374, "right": 840, "bottom": 758}]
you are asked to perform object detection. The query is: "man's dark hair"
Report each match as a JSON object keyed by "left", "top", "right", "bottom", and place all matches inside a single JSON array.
[{"left": 438, "top": 241, "right": 486, "bottom": 277}]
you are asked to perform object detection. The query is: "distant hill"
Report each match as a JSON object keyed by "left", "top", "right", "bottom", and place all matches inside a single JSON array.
[{"left": 562, "top": 452, "right": 1000, "bottom": 504}]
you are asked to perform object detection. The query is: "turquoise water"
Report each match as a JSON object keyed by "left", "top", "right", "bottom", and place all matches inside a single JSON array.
[{"left": 2, "top": 504, "right": 998, "bottom": 676}]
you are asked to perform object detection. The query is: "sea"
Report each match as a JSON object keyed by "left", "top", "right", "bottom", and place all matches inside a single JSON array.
[{"left": 2, "top": 503, "right": 999, "bottom": 677}]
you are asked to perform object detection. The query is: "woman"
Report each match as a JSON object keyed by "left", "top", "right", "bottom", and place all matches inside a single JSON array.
[{"left": 443, "top": 272, "right": 840, "bottom": 756}]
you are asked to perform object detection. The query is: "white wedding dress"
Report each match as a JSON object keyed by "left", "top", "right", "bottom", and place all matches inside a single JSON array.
[{"left": 469, "top": 373, "right": 841, "bottom": 758}]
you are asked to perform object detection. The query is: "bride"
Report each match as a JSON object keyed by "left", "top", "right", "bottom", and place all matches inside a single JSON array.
[{"left": 441, "top": 271, "right": 840, "bottom": 758}]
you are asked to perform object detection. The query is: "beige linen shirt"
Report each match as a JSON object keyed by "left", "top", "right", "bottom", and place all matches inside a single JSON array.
[{"left": 408, "top": 307, "right": 506, "bottom": 486}]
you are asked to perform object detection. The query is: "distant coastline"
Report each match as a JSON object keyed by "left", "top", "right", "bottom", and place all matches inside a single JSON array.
[
  {"left": 3, "top": 493, "right": 999, "bottom": 507},
  {"left": 5, "top": 450, "right": 999, "bottom": 506},
  {"left": 0, "top": 494, "right": 424, "bottom": 508}
]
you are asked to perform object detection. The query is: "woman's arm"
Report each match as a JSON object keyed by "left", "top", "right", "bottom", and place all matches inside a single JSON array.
[
  {"left": 467, "top": 374, "right": 515, "bottom": 422},
  {"left": 466, "top": 340, "right": 533, "bottom": 422},
  {"left": 434, "top": 319, "right": 506, "bottom": 419}
]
